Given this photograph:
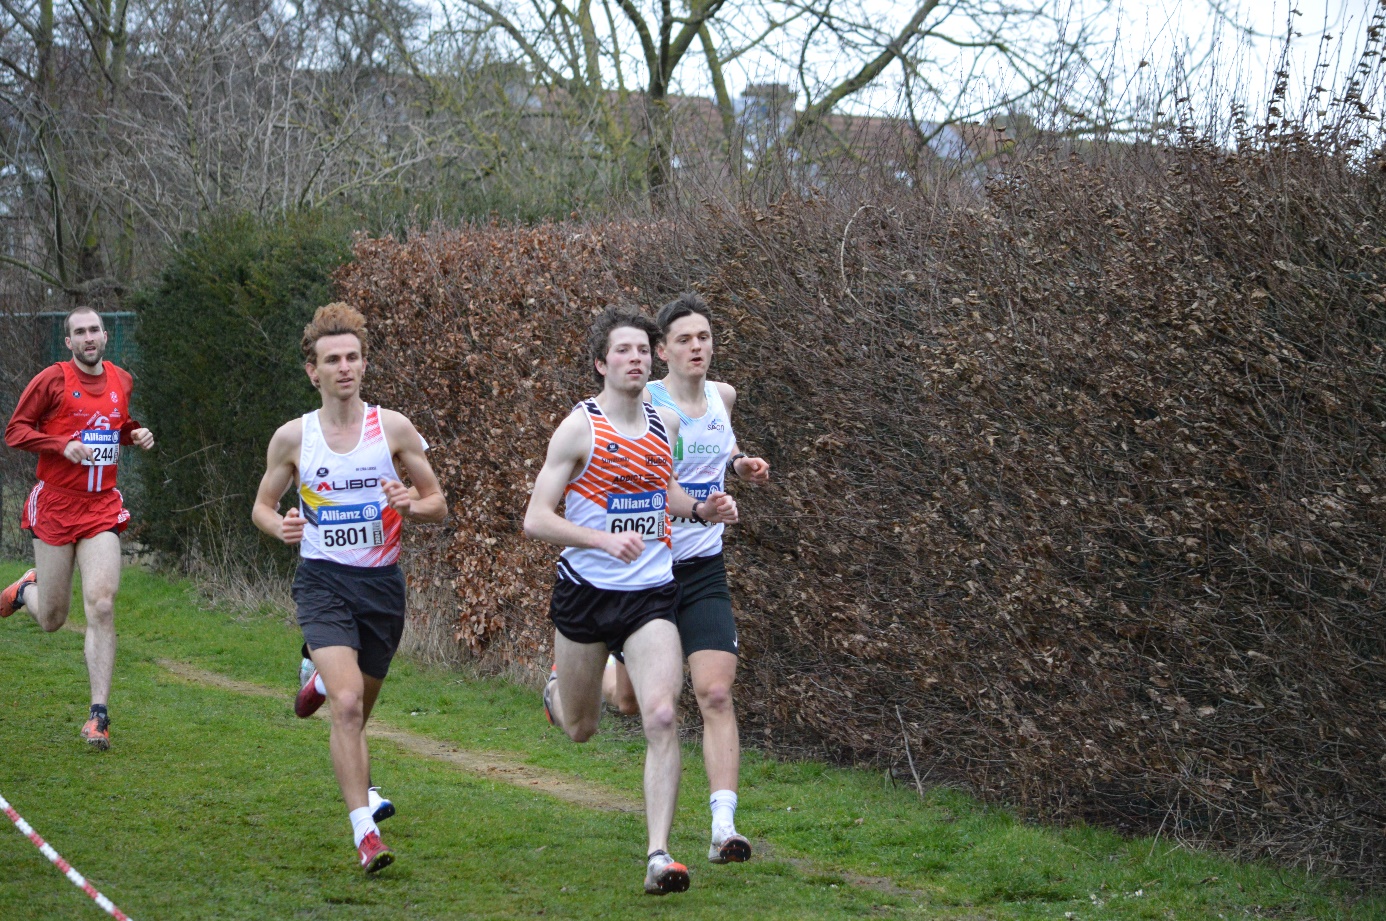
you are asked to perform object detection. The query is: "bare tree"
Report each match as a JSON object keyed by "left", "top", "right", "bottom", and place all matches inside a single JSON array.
[
  {"left": 443, "top": 0, "right": 1115, "bottom": 201},
  {"left": 0, "top": 0, "right": 133, "bottom": 292},
  {"left": 0, "top": 0, "right": 548, "bottom": 292}
]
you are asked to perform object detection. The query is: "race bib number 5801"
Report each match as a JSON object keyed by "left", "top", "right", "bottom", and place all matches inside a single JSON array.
[
  {"left": 605, "top": 490, "right": 667, "bottom": 540},
  {"left": 318, "top": 502, "right": 385, "bottom": 548},
  {"left": 80, "top": 429, "right": 121, "bottom": 467}
]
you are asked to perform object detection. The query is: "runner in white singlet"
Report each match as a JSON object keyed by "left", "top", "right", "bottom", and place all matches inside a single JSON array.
[
  {"left": 603, "top": 292, "right": 771, "bottom": 863},
  {"left": 523, "top": 305, "right": 739, "bottom": 895},
  {"left": 253, "top": 303, "right": 446, "bottom": 874}
]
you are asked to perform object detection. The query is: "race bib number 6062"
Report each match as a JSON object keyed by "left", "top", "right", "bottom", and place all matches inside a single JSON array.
[{"left": 605, "top": 490, "right": 667, "bottom": 540}]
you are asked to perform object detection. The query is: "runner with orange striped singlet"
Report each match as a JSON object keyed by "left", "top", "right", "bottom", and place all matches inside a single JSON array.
[
  {"left": 523, "top": 305, "right": 738, "bottom": 895},
  {"left": 602, "top": 291, "right": 771, "bottom": 865},
  {"left": 252, "top": 302, "right": 446, "bottom": 874}
]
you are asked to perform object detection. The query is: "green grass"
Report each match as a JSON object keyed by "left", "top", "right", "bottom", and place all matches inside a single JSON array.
[{"left": 0, "top": 562, "right": 1381, "bottom": 920}]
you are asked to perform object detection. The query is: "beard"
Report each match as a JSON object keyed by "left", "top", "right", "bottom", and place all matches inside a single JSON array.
[{"left": 72, "top": 341, "right": 106, "bottom": 370}]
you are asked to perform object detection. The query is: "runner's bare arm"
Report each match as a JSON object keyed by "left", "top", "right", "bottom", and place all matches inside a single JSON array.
[
  {"left": 523, "top": 411, "right": 644, "bottom": 563},
  {"left": 379, "top": 410, "right": 447, "bottom": 523},
  {"left": 252, "top": 419, "right": 305, "bottom": 544},
  {"left": 715, "top": 381, "right": 770, "bottom": 486},
  {"left": 655, "top": 407, "right": 738, "bottom": 524}
]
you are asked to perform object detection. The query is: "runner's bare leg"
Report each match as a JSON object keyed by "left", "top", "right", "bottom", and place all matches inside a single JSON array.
[
  {"left": 74, "top": 532, "right": 121, "bottom": 706},
  {"left": 689, "top": 649, "right": 740, "bottom": 793},
  {"left": 26, "top": 539, "right": 77, "bottom": 632},
  {"left": 550, "top": 631, "right": 608, "bottom": 742},
  {"left": 312, "top": 645, "right": 372, "bottom": 811},
  {"left": 622, "top": 618, "right": 685, "bottom": 856}
]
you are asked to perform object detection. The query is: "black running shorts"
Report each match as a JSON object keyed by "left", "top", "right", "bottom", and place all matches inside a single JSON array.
[
  {"left": 672, "top": 552, "right": 737, "bottom": 656},
  {"left": 548, "top": 577, "right": 681, "bottom": 652},
  {"left": 292, "top": 558, "right": 407, "bottom": 680}
]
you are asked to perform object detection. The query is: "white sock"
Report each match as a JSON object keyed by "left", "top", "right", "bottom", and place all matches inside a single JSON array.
[
  {"left": 710, "top": 789, "right": 738, "bottom": 832},
  {"left": 314, "top": 673, "right": 326, "bottom": 695},
  {"left": 350, "top": 807, "right": 378, "bottom": 847}
]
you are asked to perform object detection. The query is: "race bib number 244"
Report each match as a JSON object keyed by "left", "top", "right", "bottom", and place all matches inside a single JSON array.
[{"left": 80, "top": 429, "right": 120, "bottom": 467}]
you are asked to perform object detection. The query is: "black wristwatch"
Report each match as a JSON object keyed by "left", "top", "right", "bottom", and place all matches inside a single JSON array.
[
  {"left": 690, "top": 501, "right": 707, "bottom": 524},
  {"left": 729, "top": 453, "right": 748, "bottom": 476}
]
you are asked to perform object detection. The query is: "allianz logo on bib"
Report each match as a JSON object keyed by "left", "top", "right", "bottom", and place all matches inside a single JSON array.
[
  {"left": 318, "top": 503, "right": 380, "bottom": 524},
  {"left": 607, "top": 490, "right": 665, "bottom": 513},
  {"left": 673, "top": 437, "right": 721, "bottom": 462}
]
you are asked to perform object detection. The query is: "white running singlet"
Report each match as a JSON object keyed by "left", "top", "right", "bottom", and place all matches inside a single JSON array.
[
  {"left": 297, "top": 405, "right": 403, "bottom": 567},
  {"left": 559, "top": 399, "right": 674, "bottom": 590},
  {"left": 647, "top": 380, "right": 737, "bottom": 562}
]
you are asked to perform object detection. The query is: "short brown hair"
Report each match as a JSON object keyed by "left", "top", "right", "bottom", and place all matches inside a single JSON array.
[
  {"left": 301, "top": 302, "right": 368, "bottom": 363},
  {"left": 65, "top": 306, "right": 103, "bottom": 336},
  {"left": 587, "top": 305, "right": 659, "bottom": 383},
  {"left": 655, "top": 292, "right": 712, "bottom": 333}
]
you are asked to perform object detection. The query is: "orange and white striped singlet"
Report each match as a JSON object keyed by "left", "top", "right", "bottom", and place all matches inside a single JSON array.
[{"left": 558, "top": 399, "right": 674, "bottom": 590}]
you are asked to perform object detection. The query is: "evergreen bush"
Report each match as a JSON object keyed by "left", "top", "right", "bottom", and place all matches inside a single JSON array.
[{"left": 130, "top": 211, "right": 352, "bottom": 571}]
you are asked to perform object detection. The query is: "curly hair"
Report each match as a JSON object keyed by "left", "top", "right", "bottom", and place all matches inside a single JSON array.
[
  {"left": 587, "top": 305, "right": 660, "bottom": 384},
  {"left": 301, "top": 302, "right": 368, "bottom": 363}
]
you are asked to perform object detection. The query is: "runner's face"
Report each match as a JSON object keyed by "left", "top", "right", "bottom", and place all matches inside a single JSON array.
[
  {"left": 597, "top": 326, "right": 652, "bottom": 394},
  {"left": 307, "top": 333, "right": 365, "bottom": 399},
  {"left": 657, "top": 313, "right": 712, "bottom": 380},
  {"left": 65, "top": 312, "right": 107, "bottom": 370}
]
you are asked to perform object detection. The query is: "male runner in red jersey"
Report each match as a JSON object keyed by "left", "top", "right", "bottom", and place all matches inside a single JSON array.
[
  {"left": 524, "top": 305, "right": 738, "bottom": 895},
  {"left": 253, "top": 303, "right": 446, "bottom": 873},
  {"left": 2, "top": 307, "right": 156, "bottom": 750}
]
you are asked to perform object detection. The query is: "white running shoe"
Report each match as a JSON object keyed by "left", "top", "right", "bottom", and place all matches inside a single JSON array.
[
  {"left": 298, "top": 657, "right": 315, "bottom": 689},
  {"left": 368, "top": 786, "right": 395, "bottom": 823},
  {"left": 644, "top": 850, "right": 690, "bottom": 894},
  {"left": 709, "top": 827, "right": 751, "bottom": 863}
]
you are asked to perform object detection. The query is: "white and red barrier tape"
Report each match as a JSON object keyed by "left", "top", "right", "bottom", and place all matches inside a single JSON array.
[{"left": 0, "top": 790, "right": 133, "bottom": 920}]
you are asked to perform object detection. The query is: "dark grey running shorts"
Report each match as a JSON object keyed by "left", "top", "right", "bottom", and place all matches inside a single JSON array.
[
  {"left": 672, "top": 552, "right": 737, "bottom": 656},
  {"left": 292, "top": 558, "right": 406, "bottom": 680}
]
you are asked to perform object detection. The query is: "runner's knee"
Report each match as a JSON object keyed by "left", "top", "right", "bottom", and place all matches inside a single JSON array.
[
  {"left": 37, "top": 611, "right": 67, "bottom": 633},
  {"left": 566, "top": 717, "right": 599, "bottom": 743},
  {"left": 695, "top": 680, "right": 734, "bottom": 717},
  {"left": 640, "top": 699, "right": 679, "bottom": 737},
  {"left": 328, "top": 688, "right": 365, "bottom": 724},
  {"left": 84, "top": 594, "right": 115, "bottom": 625}
]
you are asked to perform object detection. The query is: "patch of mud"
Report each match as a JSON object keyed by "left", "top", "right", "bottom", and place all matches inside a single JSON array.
[{"left": 156, "top": 659, "right": 641, "bottom": 813}]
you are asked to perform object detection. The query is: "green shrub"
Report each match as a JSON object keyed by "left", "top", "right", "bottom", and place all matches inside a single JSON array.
[{"left": 129, "top": 210, "right": 352, "bottom": 571}]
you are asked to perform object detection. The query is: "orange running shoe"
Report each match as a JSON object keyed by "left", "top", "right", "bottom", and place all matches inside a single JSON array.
[
  {"left": 81, "top": 712, "right": 110, "bottom": 750},
  {"left": 357, "top": 831, "right": 394, "bottom": 873},
  {"left": 1, "top": 569, "right": 36, "bottom": 618}
]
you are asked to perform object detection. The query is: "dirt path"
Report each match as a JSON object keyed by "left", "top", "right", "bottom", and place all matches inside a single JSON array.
[
  {"left": 51, "top": 620, "right": 924, "bottom": 901},
  {"left": 155, "top": 659, "right": 642, "bottom": 814}
]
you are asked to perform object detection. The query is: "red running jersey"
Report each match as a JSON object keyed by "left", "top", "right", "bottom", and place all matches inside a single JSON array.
[{"left": 12, "top": 362, "right": 136, "bottom": 494}]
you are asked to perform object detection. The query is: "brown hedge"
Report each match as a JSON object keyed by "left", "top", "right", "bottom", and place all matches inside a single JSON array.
[{"left": 336, "top": 139, "right": 1386, "bottom": 883}]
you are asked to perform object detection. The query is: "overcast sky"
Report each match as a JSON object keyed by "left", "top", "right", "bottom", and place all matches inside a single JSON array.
[{"left": 688, "top": 0, "right": 1379, "bottom": 125}]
